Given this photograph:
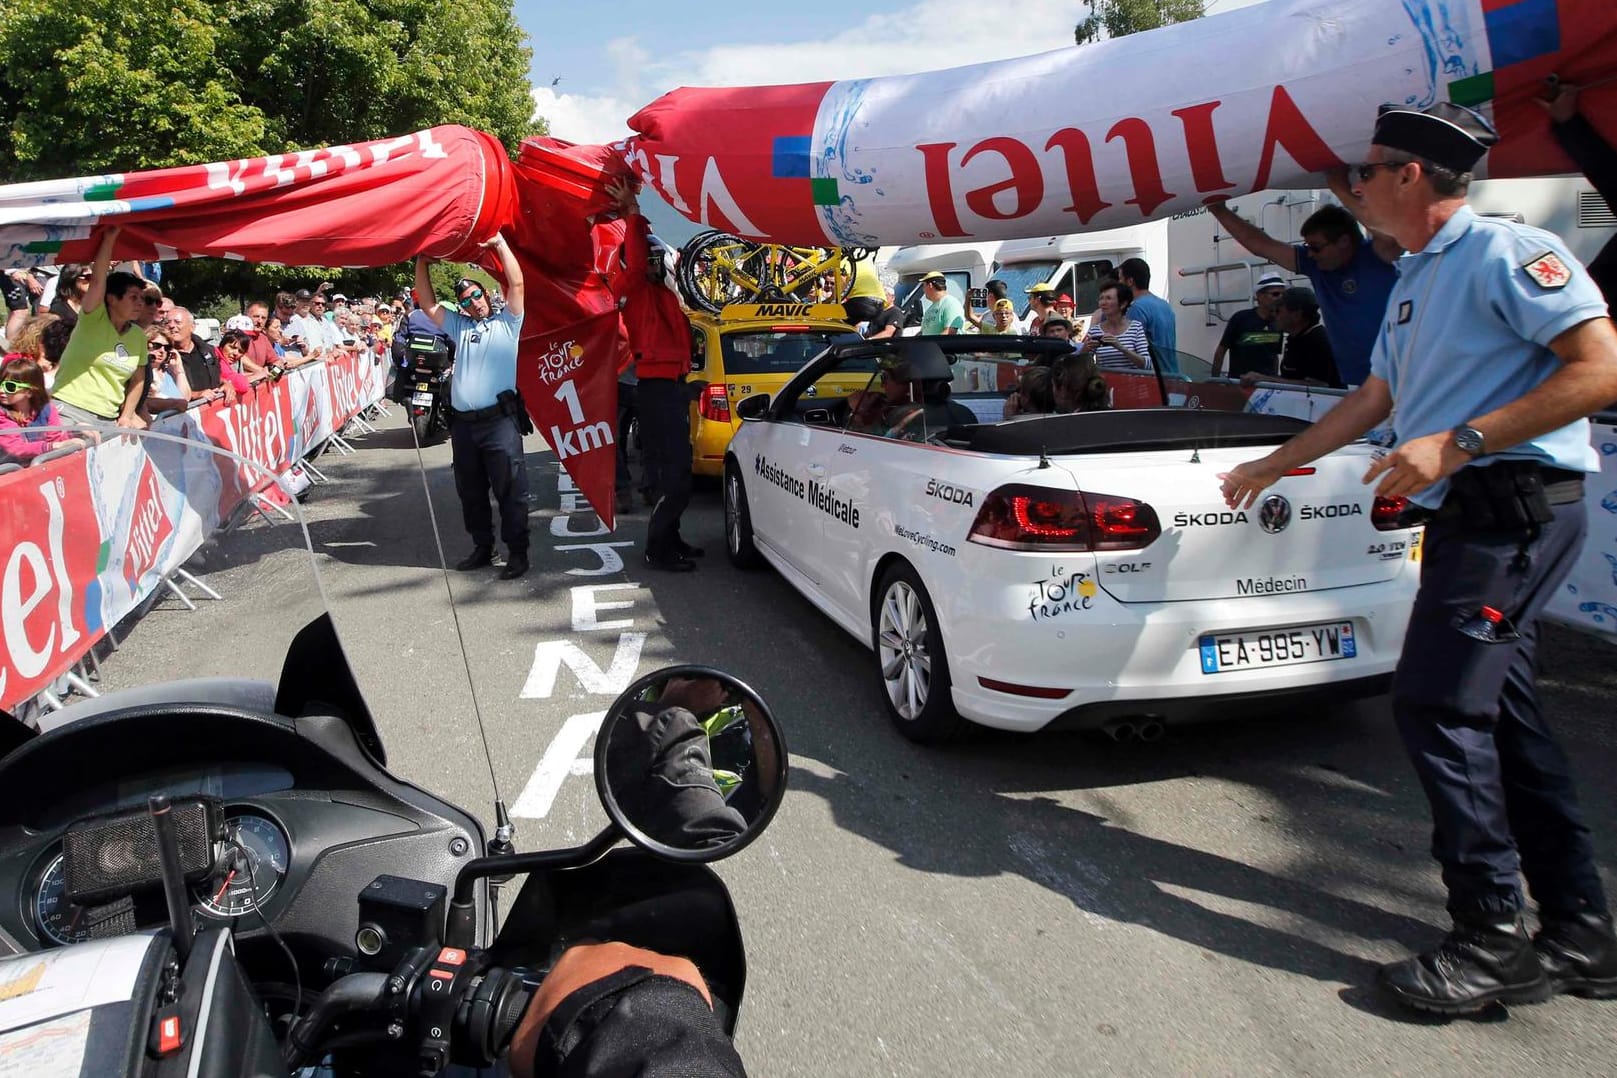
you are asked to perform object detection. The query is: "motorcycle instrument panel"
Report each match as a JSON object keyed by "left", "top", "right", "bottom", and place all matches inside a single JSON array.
[{"left": 195, "top": 813, "right": 290, "bottom": 918}]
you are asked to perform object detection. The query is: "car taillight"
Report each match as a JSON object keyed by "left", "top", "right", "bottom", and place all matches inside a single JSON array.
[
  {"left": 1372, "top": 495, "right": 1409, "bottom": 531},
  {"left": 967, "top": 485, "right": 1160, "bottom": 552},
  {"left": 698, "top": 382, "right": 731, "bottom": 423}
]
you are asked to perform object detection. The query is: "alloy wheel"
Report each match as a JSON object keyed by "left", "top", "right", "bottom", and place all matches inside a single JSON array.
[{"left": 877, "top": 581, "right": 931, "bottom": 720}]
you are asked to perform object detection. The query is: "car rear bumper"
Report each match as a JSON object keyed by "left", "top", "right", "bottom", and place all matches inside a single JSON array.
[
  {"left": 1039, "top": 673, "right": 1393, "bottom": 731},
  {"left": 941, "top": 560, "right": 1414, "bottom": 733}
]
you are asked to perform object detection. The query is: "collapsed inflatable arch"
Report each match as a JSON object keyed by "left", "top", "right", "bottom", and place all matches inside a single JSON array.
[{"left": 620, "top": 0, "right": 1617, "bottom": 246}]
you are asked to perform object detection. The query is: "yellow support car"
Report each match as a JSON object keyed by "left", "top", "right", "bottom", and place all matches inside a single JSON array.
[{"left": 686, "top": 302, "right": 867, "bottom": 477}]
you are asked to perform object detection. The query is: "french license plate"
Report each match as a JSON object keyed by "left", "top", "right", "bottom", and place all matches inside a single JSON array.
[
  {"left": 1198, "top": 621, "right": 1356, "bottom": 674},
  {"left": 411, "top": 392, "right": 435, "bottom": 407}
]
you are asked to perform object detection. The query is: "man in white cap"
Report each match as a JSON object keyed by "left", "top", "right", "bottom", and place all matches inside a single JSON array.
[
  {"left": 1221, "top": 101, "right": 1617, "bottom": 1015},
  {"left": 1211, "top": 273, "right": 1286, "bottom": 379}
]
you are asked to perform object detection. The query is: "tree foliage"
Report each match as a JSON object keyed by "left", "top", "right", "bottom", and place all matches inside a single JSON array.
[
  {"left": 1074, "top": 0, "right": 1206, "bottom": 45},
  {"left": 0, "top": 0, "right": 543, "bottom": 306},
  {"left": 0, "top": 0, "right": 541, "bottom": 180}
]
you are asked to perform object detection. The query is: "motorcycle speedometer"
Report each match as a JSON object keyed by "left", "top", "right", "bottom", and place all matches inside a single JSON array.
[
  {"left": 196, "top": 814, "right": 289, "bottom": 918},
  {"left": 33, "top": 852, "right": 92, "bottom": 947}
]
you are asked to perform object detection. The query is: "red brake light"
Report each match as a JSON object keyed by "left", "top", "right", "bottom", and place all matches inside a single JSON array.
[
  {"left": 1372, "top": 495, "right": 1409, "bottom": 531},
  {"left": 1283, "top": 467, "right": 1316, "bottom": 477},
  {"left": 698, "top": 382, "right": 731, "bottom": 423},
  {"left": 968, "top": 485, "right": 1160, "bottom": 552}
]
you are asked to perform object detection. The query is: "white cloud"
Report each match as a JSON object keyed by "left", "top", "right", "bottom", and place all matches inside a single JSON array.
[{"left": 530, "top": 87, "right": 636, "bottom": 145}]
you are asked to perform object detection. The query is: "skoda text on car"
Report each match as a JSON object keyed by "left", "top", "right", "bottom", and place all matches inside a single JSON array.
[
  {"left": 686, "top": 303, "right": 865, "bottom": 476},
  {"left": 722, "top": 335, "right": 1421, "bottom": 743}
]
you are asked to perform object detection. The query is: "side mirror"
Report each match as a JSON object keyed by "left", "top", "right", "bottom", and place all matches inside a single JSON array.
[
  {"left": 595, "top": 666, "right": 787, "bottom": 863},
  {"left": 735, "top": 393, "right": 770, "bottom": 421}
]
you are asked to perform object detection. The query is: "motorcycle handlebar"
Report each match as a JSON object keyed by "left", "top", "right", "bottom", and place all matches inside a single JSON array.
[{"left": 283, "top": 972, "right": 390, "bottom": 1070}]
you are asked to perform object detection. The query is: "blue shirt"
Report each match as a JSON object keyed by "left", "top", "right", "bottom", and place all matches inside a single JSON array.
[
  {"left": 1293, "top": 235, "right": 1398, "bottom": 386},
  {"left": 1127, "top": 292, "right": 1178, "bottom": 375},
  {"left": 442, "top": 308, "right": 523, "bottom": 411},
  {"left": 1369, "top": 205, "right": 1609, "bottom": 507}
]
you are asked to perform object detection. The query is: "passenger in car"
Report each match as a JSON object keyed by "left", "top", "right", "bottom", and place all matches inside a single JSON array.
[
  {"left": 1050, "top": 352, "right": 1111, "bottom": 413},
  {"left": 1003, "top": 365, "right": 1056, "bottom": 418}
]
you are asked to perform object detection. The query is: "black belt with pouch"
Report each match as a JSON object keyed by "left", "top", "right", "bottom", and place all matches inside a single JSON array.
[
  {"left": 451, "top": 390, "right": 532, "bottom": 435},
  {"left": 1414, "top": 461, "right": 1584, "bottom": 529}
]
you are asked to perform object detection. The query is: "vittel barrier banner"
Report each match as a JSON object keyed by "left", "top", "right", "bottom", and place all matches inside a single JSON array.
[
  {"left": 0, "top": 352, "right": 386, "bottom": 712},
  {"left": 622, "top": 0, "right": 1617, "bottom": 245}
]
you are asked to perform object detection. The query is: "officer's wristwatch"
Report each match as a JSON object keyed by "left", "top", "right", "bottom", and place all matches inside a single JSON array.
[{"left": 1451, "top": 423, "right": 1486, "bottom": 457}]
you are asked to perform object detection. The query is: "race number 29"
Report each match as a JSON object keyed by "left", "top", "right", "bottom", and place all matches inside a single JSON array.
[{"left": 550, "top": 380, "right": 614, "bottom": 461}]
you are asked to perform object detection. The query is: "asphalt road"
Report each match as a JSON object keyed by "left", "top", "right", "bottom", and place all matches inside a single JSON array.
[{"left": 99, "top": 409, "right": 1617, "bottom": 1076}]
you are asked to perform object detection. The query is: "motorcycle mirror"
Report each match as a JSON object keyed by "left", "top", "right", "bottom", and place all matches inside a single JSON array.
[{"left": 594, "top": 665, "right": 787, "bottom": 863}]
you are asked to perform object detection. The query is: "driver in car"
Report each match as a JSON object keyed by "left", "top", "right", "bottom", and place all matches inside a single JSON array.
[{"left": 845, "top": 359, "right": 925, "bottom": 439}]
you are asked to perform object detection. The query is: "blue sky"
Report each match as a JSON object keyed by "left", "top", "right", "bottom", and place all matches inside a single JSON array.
[{"left": 511, "top": 0, "right": 1269, "bottom": 145}]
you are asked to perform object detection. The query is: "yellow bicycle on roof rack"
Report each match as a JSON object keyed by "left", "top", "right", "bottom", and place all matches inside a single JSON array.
[{"left": 676, "top": 230, "right": 876, "bottom": 315}]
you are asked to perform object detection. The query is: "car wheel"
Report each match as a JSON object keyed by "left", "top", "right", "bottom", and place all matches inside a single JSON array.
[
  {"left": 724, "top": 459, "right": 762, "bottom": 569},
  {"left": 873, "top": 564, "right": 962, "bottom": 744}
]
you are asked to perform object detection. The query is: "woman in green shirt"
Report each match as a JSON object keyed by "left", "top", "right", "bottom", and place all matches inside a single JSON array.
[{"left": 50, "top": 226, "right": 152, "bottom": 428}]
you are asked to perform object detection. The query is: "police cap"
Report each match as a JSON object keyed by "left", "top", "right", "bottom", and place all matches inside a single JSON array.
[{"left": 1372, "top": 102, "right": 1498, "bottom": 173}]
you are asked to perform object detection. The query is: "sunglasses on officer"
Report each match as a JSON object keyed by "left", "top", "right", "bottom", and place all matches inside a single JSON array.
[{"left": 457, "top": 288, "right": 485, "bottom": 309}]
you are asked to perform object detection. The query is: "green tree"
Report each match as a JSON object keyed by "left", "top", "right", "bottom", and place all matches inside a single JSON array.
[
  {"left": 0, "top": 0, "right": 544, "bottom": 307},
  {"left": 1074, "top": 0, "right": 1206, "bottom": 45},
  {"left": 0, "top": 0, "right": 540, "bottom": 180}
]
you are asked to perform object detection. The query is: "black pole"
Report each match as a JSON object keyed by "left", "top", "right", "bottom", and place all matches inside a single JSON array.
[{"left": 148, "top": 795, "right": 194, "bottom": 966}]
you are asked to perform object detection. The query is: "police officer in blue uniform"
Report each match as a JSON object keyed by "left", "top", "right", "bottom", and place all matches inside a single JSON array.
[
  {"left": 415, "top": 233, "right": 532, "bottom": 580},
  {"left": 1220, "top": 102, "right": 1617, "bottom": 1014}
]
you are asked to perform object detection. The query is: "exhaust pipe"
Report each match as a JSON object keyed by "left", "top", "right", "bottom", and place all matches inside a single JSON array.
[
  {"left": 1102, "top": 720, "right": 1137, "bottom": 743},
  {"left": 1136, "top": 719, "right": 1166, "bottom": 743}
]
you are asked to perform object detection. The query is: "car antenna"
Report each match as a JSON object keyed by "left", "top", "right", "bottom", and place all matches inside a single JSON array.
[
  {"left": 1038, "top": 444, "right": 1051, "bottom": 469},
  {"left": 1189, "top": 446, "right": 1201, "bottom": 464},
  {"left": 408, "top": 436, "right": 517, "bottom": 874}
]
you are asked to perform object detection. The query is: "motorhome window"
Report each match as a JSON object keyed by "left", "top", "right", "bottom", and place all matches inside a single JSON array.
[
  {"left": 1051, "top": 260, "right": 1115, "bottom": 317},
  {"left": 988, "top": 261, "right": 1059, "bottom": 315}
]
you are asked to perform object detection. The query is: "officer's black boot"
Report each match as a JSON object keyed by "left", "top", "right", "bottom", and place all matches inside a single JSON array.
[
  {"left": 499, "top": 549, "right": 530, "bottom": 580},
  {"left": 1535, "top": 909, "right": 1617, "bottom": 999},
  {"left": 455, "top": 545, "right": 494, "bottom": 571},
  {"left": 1376, "top": 913, "right": 1552, "bottom": 1014}
]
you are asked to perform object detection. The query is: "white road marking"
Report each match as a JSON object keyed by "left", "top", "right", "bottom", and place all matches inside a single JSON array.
[
  {"left": 554, "top": 541, "right": 635, "bottom": 576},
  {"left": 571, "top": 583, "right": 641, "bottom": 632},
  {"left": 511, "top": 710, "right": 604, "bottom": 819},
  {"left": 520, "top": 632, "right": 647, "bottom": 698}
]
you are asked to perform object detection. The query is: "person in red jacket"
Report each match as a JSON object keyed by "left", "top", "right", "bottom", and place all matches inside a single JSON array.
[{"left": 606, "top": 177, "right": 702, "bottom": 571}]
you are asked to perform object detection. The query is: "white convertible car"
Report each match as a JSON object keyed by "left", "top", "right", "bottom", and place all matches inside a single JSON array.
[{"left": 723, "top": 336, "right": 1422, "bottom": 744}]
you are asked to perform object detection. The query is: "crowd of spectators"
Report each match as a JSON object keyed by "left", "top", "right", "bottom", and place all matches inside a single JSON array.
[{"left": 0, "top": 239, "right": 435, "bottom": 467}]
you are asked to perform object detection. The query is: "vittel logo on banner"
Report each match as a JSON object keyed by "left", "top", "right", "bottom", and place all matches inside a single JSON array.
[
  {"left": 0, "top": 476, "right": 86, "bottom": 701},
  {"left": 325, "top": 359, "right": 365, "bottom": 419},
  {"left": 217, "top": 394, "right": 289, "bottom": 477},
  {"left": 122, "top": 461, "right": 175, "bottom": 590}
]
